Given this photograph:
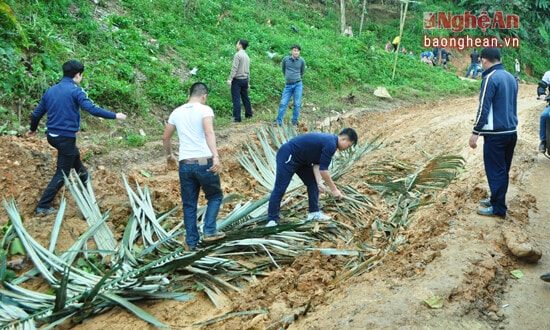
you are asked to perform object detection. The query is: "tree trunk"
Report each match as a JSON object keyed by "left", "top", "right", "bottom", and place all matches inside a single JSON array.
[
  {"left": 359, "top": 0, "right": 367, "bottom": 35},
  {"left": 340, "top": 0, "right": 346, "bottom": 34}
]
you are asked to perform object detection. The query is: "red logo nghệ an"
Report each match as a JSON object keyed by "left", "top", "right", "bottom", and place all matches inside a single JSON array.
[{"left": 423, "top": 11, "right": 519, "bottom": 32}]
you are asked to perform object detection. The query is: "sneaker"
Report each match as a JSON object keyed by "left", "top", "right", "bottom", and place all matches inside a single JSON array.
[
  {"left": 36, "top": 207, "right": 56, "bottom": 215},
  {"left": 266, "top": 220, "right": 278, "bottom": 227},
  {"left": 539, "top": 141, "right": 546, "bottom": 153},
  {"left": 479, "top": 199, "right": 491, "bottom": 207},
  {"left": 292, "top": 121, "right": 298, "bottom": 126},
  {"left": 477, "top": 206, "right": 504, "bottom": 218},
  {"left": 203, "top": 231, "right": 226, "bottom": 241},
  {"left": 307, "top": 211, "right": 331, "bottom": 221}
]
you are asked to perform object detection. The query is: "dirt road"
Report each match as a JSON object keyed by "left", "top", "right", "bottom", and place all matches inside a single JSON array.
[{"left": 1, "top": 83, "right": 549, "bottom": 329}]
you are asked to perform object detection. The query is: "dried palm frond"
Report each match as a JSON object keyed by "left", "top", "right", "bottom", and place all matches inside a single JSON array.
[{"left": 367, "top": 154, "right": 465, "bottom": 196}]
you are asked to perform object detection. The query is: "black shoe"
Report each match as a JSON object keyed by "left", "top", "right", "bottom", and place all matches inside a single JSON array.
[
  {"left": 245, "top": 115, "right": 253, "bottom": 119},
  {"left": 36, "top": 207, "right": 56, "bottom": 215},
  {"left": 182, "top": 242, "right": 196, "bottom": 251},
  {"left": 292, "top": 121, "right": 298, "bottom": 126},
  {"left": 230, "top": 119, "right": 241, "bottom": 123},
  {"left": 540, "top": 272, "right": 550, "bottom": 282},
  {"left": 203, "top": 231, "right": 226, "bottom": 241},
  {"left": 539, "top": 141, "right": 546, "bottom": 153}
]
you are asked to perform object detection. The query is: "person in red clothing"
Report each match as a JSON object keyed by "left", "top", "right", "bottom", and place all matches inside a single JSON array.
[{"left": 29, "top": 60, "right": 127, "bottom": 215}]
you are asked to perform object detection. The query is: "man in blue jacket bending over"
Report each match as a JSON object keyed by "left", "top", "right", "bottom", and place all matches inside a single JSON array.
[
  {"left": 468, "top": 48, "right": 518, "bottom": 219},
  {"left": 29, "top": 60, "right": 127, "bottom": 215},
  {"left": 266, "top": 128, "right": 358, "bottom": 227}
]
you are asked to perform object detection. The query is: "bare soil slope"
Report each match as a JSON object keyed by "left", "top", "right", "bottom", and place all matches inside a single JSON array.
[{"left": 1, "top": 83, "right": 549, "bottom": 329}]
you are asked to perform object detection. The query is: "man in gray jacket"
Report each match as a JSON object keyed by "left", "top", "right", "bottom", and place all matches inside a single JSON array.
[
  {"left": 226, "top": 39, "right": 252, "bottom": 122},
  {"left": 274, "top": 44, "right": 306, "bottom": 125}
]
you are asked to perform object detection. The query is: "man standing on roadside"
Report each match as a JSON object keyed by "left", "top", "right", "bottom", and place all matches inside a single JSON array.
[
  {"left": 265, "top": 128, "right": 358, "bottom": 227},
  {"left": 29, "top": 59, "right": 127, "bottom": 215},
  {"left": 465, "top": 49, "right": 479, "bottom": 79},
  {"left": 226, "top": 39, "right": 252, "bottom": 123},
  {"left": 163, "top": 82, "right": 225, "bottom": 250},
  {"left": 469, "top": 48, "right": 518, "bottom": 219},
  {"left": 274, "top": 44, "right": 306, "bottom": 126}
]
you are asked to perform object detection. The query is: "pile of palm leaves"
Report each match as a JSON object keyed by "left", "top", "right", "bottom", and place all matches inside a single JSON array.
[{"left": 0, "top": 124, "right": 464, "bottom": 329}]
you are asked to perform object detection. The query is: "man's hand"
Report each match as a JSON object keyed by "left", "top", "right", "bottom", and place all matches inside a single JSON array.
[
  {"left": 538, "top": 94, "right": 548, "bottom": 101},
  {"left": 166, "top": 154, "right": 178, "bottom": 170},
  {"left": 208, "top": 157, "right": 221, "bottom": 175},
  {"left": 317, "top": 182, "right": 327, "bottom": 194},
  {"left": 116, "top": 113, "right": 127, "bottom": 120},
  {"left": 469, "top": 134, "right": 479, "bottom": 149},
  {"left": 331, "top": 187, "right": 343, "bottom": 199},
  {"left": 226, "top": 80, "right": 232, "bottom": 86}
]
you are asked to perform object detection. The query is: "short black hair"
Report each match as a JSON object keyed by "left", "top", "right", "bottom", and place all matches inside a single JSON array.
[
  {"left": 339, "top": 127, "right": 358, "bottom": 146},
  {"left": 480, "top": 48, "right": 501, "bottom": 62},
  {"left": 239, "top": 39, "right": 249, "bottom": 50},
  {"left": 62, "top": 60, "right": 85, "bottom": 78},
  {"left": 290, "top": 44, "right": 301, "bottom": 51},
  {"left": 189, "top": 82, "right": 208, "bottom": 97}
]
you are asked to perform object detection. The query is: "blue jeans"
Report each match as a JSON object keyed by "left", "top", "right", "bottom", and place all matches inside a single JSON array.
[
  {"left": 483, "top": 134, "right": 517, "bottom": 217},
  {"left": 267, "top": 143, "right": 319, "bottom": 222},
  {"left": 465, "top": 63, "right": 478, "bottom": 78},
  {"left": 231, "top": 78, "right": 252, "bottom": 121},
  {"left": 178, "top": 162, "right": 223, "bottom": 248},
  {"left": 276, "top": 81, "right": 303, "bottom": 124},
  {"left": 540, "top": 105, "right": 550, "bottom": 141},
  {"left": 37, "top": 135, "right": 88, "bottom": 208}
]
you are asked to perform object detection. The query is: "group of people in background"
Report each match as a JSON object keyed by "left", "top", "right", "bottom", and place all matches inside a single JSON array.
[
  {"left": 464, "top": 49, "right": 483, "bottom": 79},
  {"left": 227, "top": 39, "right": 305, "bottom": 126}
]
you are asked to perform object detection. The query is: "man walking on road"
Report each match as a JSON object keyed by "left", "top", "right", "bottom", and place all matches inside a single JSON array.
[
  {"left": 227, "top": 39, "right": 252, "bottom": 123},
  {"left": 468, "top": 48, "right": 518, "bottom": 219},
  {"left": 274, "top": 44, "right": 306, "bottom": 126}
]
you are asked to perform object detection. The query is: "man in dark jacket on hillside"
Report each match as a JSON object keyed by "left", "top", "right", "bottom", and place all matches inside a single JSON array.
[
  {"left": 29, "top": 60, "right": 127, "bottom": 215},
  {"left": 468, "top": 48, "right": 518, "bottom": 219}
]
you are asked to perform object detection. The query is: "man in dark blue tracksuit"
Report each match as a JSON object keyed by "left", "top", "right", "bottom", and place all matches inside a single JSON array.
[
  {"left": 29, "top": 60, "right": 127, "bottom": 215},
  {"left": 266, "top": 128, "right": 358, "bottom": 227},
  {"left": 469, "top": 48, "right": 518, "bottom": 218}
]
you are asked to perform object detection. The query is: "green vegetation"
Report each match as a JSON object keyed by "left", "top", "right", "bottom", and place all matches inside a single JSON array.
[{"left": 0, "top": 0, "right": 549, "bottom": 134}]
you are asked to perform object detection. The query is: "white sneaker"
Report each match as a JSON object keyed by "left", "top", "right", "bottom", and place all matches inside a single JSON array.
[
  {"left": 266, "top": 220, "right": 278, "bottom": 227},
  {"left": 307, "top": 211, "right": 331, "bottom": 221}
]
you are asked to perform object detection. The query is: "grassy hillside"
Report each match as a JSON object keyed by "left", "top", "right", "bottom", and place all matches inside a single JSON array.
[{"left": 1, "top": 0, "right": 544, "bottom": 136}]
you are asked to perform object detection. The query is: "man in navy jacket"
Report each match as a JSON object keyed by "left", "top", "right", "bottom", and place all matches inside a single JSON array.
[
  {"left": 29, "top": 60, "right": 127, "bottom": 215},
  {"left": 266, "top": 128, "right": 357, "bottom": 227},
  {"left": 469, "top": 48, "right": 518, "bottom": 218}
]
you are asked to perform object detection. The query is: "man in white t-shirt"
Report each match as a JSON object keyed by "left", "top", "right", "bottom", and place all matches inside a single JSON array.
[{"left": 162, "top": 82, "right": 225, "bottom": 250}]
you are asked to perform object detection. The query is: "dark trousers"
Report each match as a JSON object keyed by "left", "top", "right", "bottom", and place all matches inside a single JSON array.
[
  {"left": 231, "top": 78, "right": 252, "bottom": 121},
  {"left": 37, "top": 135, "right": 88, "bottom": 208},
  {"left": 483, "top": 133, "right": 517, "bottom": 216},
  {"left": 267, "top": 143, "right": 319, "bottom": 222}
]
